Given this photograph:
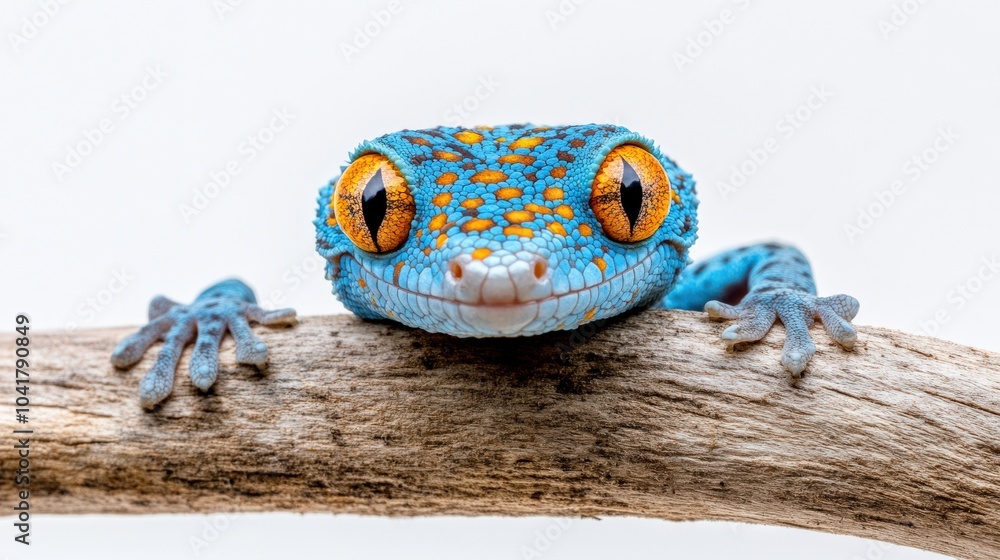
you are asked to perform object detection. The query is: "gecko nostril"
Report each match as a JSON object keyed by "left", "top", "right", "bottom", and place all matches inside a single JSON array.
[
  {"left": 449, "top": 260, "right": 464, "bottom": 281},
  {"left": 533, "top": 259, "right": 548, "bottom": 281}
]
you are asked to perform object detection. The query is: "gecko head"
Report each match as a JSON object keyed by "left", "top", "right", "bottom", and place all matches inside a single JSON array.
[{"left": 315, "top": 124, "right": 699, "bottom": 337}]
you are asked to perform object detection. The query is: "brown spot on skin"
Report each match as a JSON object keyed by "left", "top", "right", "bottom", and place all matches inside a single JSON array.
[
  {"left": 429, "top": 213, "right": 448, "bottom": 231},
  {"left": 557, "top": 151, "right": 575, "bottom": 163},
  {"left": 510, "top": 137, "right": 545, "bottom": 150},
  {"left": 550, "top": 167, "right": 567, "bottom": 179},
  {"left": 434, "top": 151, "right": 462, "bottom": 162},
  {"left": 358, "top": 278, "right": 367, "bottom": 288},
  {"left": 470, "top": 170, "right": 508, "bottom": 184},
  {"left": 498, "top": 154, "right": 536, "bottom": 165},
  {"left": 461, "top": 218, "right": 495, "bottom": 232},
  {"left": 525, "top": 203, "right": 551, "bottom": 214},
  {"left": 393, "top": 261, "right": 405, "bottom": 285},
  {"left": 504, "top": 225, "right": 534, "bottom": 238},
  {"left": 432, "top": 192, "right": 453, "bottom": 206},
  {"left": 495, "top": 187, "right": 522, "bottom": 200},
  {"left": 579, "top": 224, "right": 593, "bottom": 236},
  {"left": 406, "top": 136, "right": 431, "bottom": 146},
  {"left": 555, "top": 205, "right": 574, "bottom": 219},
  {"left": 411, "top": 154, "right": 429, "bottom": 165},
  {"left": 524, "top": 172, "right": 537, "bottom": 181},
  {"left": 461, "top": 198, "right": 484, "bottom": 209},
  {"left": 547, "top": 222, "right": 567, "bottom": 236},
  {"left": 543, "top": 187, "right": 563, "bottom": 201},
  {"left": 453, "top": 130, "right": 484, "bottom": 144},
  {"left": 423, "top": 246, "right": 432, "bottom": 256},
  {"left": 436, "top": 173, "right": 458, "bottom": 186},
  {"left": 570, "top": 138, "right": 585, "bottom": 148},
  {"left": 583, "top": 129, "right": 596, "bottom": 136},
  {"left": 471, "top": 248, "right": 492, "bottom": 259},
  {"left": 504, "top": 210, "right": 533, "bottom": 223}
]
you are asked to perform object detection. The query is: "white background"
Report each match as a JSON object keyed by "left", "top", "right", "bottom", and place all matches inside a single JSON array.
[{"left": 2, "top": 0, "right": 998, "bottom": 558}]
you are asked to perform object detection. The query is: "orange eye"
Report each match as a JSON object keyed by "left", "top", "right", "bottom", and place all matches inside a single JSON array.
[
  {"left": 333, "top": 153, "right": 415, "bottom": 253},
  {"left": 589, "top": 144, "right": 672, "bottom": 243}
]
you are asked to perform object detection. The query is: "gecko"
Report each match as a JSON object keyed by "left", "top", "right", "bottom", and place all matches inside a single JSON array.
[{"left": 111, "top": 124, "right": 860, "bottom": 408}]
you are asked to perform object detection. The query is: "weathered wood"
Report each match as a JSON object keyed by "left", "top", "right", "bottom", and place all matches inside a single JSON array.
[{"left": 2, "top": 310, "right": 998, "bottom": 558}]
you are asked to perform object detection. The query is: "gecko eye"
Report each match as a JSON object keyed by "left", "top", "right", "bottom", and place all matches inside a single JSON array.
[
  {"left": 589, "top": 144, "right": 672, "bottom": 243},
  {"left": 333, "top": 153, "right": 415, "bottom": 253}
]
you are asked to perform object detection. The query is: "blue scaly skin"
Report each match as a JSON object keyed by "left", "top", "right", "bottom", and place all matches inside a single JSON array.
[{"left": 113, "top": 124, "right": 859, "bottom": 408}]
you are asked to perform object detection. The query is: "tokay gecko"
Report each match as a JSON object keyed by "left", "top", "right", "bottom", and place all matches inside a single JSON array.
[{"left": 111, "top": 124, "right": 860, "bottom": 408}]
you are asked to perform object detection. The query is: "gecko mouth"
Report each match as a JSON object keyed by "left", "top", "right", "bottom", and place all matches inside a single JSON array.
[{"left": 331, "top": 242, "right": 670, "bottom": 337}]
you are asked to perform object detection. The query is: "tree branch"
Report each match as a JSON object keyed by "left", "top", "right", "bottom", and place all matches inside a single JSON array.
[{"left": 4, "top": 311, "right": 999, "bottom": 559}]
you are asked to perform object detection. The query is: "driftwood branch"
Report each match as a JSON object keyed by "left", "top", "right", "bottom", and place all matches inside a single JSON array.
[{"left": 3, "top": 310, "right": 999, "bottom": 558}]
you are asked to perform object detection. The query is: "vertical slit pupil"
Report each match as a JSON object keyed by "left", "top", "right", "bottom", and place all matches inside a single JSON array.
[
  {"left": 619, "top": 157, "right": 643, "bottom": 234},
  {"left": 362, "top": 169, "right": 388, "bottom": 251}
]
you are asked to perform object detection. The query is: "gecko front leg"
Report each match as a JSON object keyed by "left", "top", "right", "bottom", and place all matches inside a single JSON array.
[
  {"left": 663, "top": 243, "right": 860, "bottom": 378},
  {"left": 110, "top": 279, "right": 297, "bottom": 408}
]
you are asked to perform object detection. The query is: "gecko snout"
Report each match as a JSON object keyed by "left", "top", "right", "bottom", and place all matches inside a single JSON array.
[{"left": 447, "top": 252, "right": 551, "bottom": 305}]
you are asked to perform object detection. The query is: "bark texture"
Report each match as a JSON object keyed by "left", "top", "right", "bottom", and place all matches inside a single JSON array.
[{"left": 2, "top": 310, "right": 998, "bottom": 558}]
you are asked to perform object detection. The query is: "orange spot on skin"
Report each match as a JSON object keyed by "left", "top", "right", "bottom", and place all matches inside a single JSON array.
[
  {"left": 578, "top": 224, "right": 593, "bottom": 236},
  {"left": 547, "top": 222, "right": 567, "bottom": 236},
  {"left": 475, "top": 125, "right": 494, "bottom": 130},
  {"left": 470, "top": 169, "right": 508, "bottom": 184},
  {"left": 393, "top": 261, "right": 405, "bottom": 285},
  {"left": 555, "top": 205, "right": 574, "bottom": 219},
  {"left": 416, "top": 229, "right": 423, "bottom": 238},
  {"left": 358, "top": 278, "right": 367, "bottom": 288},
  {"left": 471, "top": 248, "right": 492, "bottom": 260},
  {"left": 543, "top": 187, "right": 563, "bottom": 201},
  {"left": 423, "top": 247, "right": 432, "bottom": 256},
  {"left": 436, "top": 173, "right": 458, "bottom": 186},
  {"left": 672, "top": 191, "right": 682, "bottom": 205},
  {"left": 524, "top": 203, "right": 551, "bottom": 214},
  {"left": 429, "top": 213, "right": 448, "bottom": 231},
  {"left": 550, "top": 167, "right": 567, "bottom": 179},
  {"left": 387, "top": 310, "right": 394, "bottom": 318},
  {"left": 593, "top": 257, "right": 607, "bottom": 272},
  {"left": 432, "top": 192, "right": 453, "bottom": 206},
  {"left": 461, "top": 218, "right": 495, "bottom": 232},
  {"left": 510, "top": 137, "right": 545, "bottom": 150},
  {"left": 433, "top": 150, "right": 462, "bottom": 162},
  {"left": 556, "top": 323, "right": 565, "bottom": 330},
  {"left": 504, "top": 225, "right": 534, "bottom": 238},
  {"left": 326, "top": 215, "right": 337, "bottom": 227},
  {"left": 498, "top": 154, "right": 536, "bottom": 165},
  {"left": 453, "top": 130, "right": 484, "bottom": 144},
  {"left": 504, "top": 210, "right": 533, "bottom": 223},
  {"left": 496, "top": 187, "right": 522, "bottom": 200},
  {"left": 436, "top": 234, "right": 448, "bottom": 248},
  {"left": 409, "top": 137, "right": 430, "bottom": 146},
  {"left": 461, "top": 198, "right": 484, "bottom": 209},
  {"left": 584, "top": 308, "right": 597, "bottom": 321},
  {"left": 371, "top": 297, "right": 378, "bottom": 307}
]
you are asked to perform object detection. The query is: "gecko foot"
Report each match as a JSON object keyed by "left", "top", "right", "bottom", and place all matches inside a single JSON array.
[
  {"left": 110, "top": 279, "right": 297, "bottom": 409},
  {"left": 705, "top": 290, "right": 859, "bottom": 378}
]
